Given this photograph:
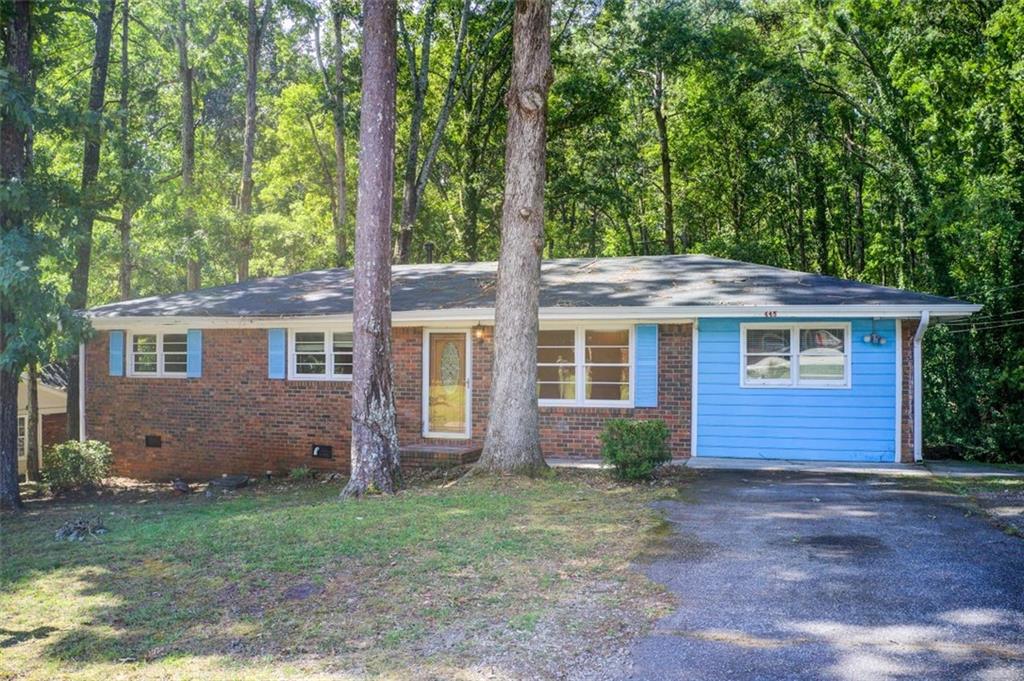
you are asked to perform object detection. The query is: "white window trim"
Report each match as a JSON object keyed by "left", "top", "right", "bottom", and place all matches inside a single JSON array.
[
  {"left": 422, "top": 329, "right": 472, "bottom": 439},
  {"left": 538, "top": 324, "right": 635, "bottom": 408},
  {"left": 17, "top": 415, "right": 27, "bottom": 459},
  {"left": 740, "top": 322, "right": 852, "bottom": 389},
  {"left": 127, "top": 331, "right": 188, "bottom": 378},
  {"left": 287, "top": 329, "right": 354, "bottom": 381}
]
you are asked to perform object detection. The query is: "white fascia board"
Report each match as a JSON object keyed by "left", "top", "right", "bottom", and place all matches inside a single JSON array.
[{"left": 85, "top": 303, "right": 980, "bottom": 331}]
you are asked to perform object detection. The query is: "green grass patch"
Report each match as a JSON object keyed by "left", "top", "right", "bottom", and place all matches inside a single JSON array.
[{"left": 0, "top": 470, "right": 683, "bottom": 680}]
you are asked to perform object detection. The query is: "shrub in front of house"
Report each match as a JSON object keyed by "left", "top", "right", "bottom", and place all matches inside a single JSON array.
[
  {"left": 599, "top": 419, "right": 671, "bottom": 481},
  {"left": 42, "top": 440, "right": 113, "bottom": 493}
]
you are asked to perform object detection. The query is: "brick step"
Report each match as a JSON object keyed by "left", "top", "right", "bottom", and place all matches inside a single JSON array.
[{"left": 399, "top": 444, "right": 482, "bottom": 469}]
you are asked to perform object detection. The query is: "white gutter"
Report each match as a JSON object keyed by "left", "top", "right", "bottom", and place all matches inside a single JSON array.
[
  {"left": 912, "top": 311, "right": 930, "bottom": 463},
  {"left": 78, "top": 342, "right": 86, "bottom": 442},
  {"left": 84, "top": 303, "right": 981, "bottom": 331}
]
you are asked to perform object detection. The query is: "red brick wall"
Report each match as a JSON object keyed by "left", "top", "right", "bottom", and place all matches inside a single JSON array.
[
  {"left": 900, "top": 319, "right": 919, "bottom": 463},
  {"left": 84, "top": 323, "right": 693, "bottom": 480},
  {"left": 41, "top": 413, "right": 67, "bottom": 451}
]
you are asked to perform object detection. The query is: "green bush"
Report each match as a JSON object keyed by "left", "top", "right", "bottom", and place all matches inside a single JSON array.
[
  {"left": 288, "top": 466, "right": 314, "bottom": 480},
  {"left": 42, "top": 440, "right": 112, "bottom": 493},
  {"left": 599, "top": 419, "right": 671, "bottom": 481}
]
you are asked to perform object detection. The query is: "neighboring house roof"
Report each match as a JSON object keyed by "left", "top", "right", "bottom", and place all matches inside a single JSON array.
[
  {"left": 19, "top": 362, "right": 68, "bottom": 396},
  {"left": 84, "top": 254, "right": 978, "bottom": 320}
]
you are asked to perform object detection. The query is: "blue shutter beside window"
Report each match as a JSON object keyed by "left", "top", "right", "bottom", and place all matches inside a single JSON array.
[
  {"left": 634, "top": 324, "right": 658, "bottom": 407},
  {"left": 186, "top": 329, "right": 203, "bottom": 378},
  {"left": 108, "top": 330, "right": 124, "bottom": 377},
  {"left": 268, "top": 328, "right": 286, "bottom": 379}
]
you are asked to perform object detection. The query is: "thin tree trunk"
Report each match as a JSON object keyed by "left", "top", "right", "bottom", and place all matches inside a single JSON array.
[
  {"left": 394, "top": 1, "right": 437, "bottom": 264},
  {"left": 66, "top": 0, "right": 115, "bottom": 444},
  {"left": 178, "top": 0, "right": 200, "bottom": 289},
  {"left": 0, "top": 0, "right": 32, "bottom": 510},
  {"left": 342, "top": 0, "right": 401, "bottom": 497},
  {"left": 475, "top": 0, "right": 552, "bottom": 476},
  {"left": 653, "top": 70, "right": 674, "bottom": 254},
  {"left": 812, "top": 159, "right": 830, "bottom": 275},
  {"left": 118, "top": 0, "right": 133, "bottom": 301},
  {"left": 236, "top": 0, "right": 272, "bottom": 282},
  {"left": 330, "top": 4, "right": 347, "bottom": 266},
  {"left": 26, "top": 364, "right": 39, "bottom": 482}
]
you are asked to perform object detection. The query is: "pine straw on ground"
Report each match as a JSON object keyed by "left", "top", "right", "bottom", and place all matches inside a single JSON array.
[{"left": 1, "top": 467, "right": 691, "bottom": 680}]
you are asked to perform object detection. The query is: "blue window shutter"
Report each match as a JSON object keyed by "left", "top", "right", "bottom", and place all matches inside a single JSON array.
[
  {"left": 635, "top": 324, "right": 658, "bottom": 407},
  {"left": 186, "top": 329, "right": 203, "bottom": 378},
  {"left": 108, "top": 330, "right": 124, "bottom": 376},
  {"left": 268, "top": 328, "right": 286, "bottom": 379}
]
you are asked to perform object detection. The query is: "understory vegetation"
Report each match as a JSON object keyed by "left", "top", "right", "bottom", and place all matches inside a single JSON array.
[{"left": 0, "top": 470, "right": 685, "bottom": 680}]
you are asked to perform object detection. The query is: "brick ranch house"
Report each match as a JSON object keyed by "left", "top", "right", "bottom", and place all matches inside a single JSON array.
[{"left": 79, "top": 255, "right": 979, "bottom": 480}]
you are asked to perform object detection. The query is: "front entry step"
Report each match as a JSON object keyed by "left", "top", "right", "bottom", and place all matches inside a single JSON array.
[{"left": 400, "top": 444, "right": 482, "bottom": 469}]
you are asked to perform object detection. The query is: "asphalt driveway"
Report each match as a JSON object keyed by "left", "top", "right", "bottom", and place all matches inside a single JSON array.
[{"left": 623, "top": 469, "right": 1024, "bottom": 681}]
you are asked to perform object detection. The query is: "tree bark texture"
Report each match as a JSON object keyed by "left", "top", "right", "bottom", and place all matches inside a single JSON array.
[
  {"left": 236, "top": 0, "right": 272, "bottom": 283},
  {"left": 475, "top": 0, "right": 552, "bottom": 475},
  {"left": 66, "top": 0, "right": 115, "bottom": 443},
  {"left": 342, "top": 0, "right": 401, "bottom": 497},
  {"left": 118, "top": 0, "right": 133, "bottom": 301},
  {"left": 0, "top": 0, "right": 32, "bottom": 510},
  {"left": 178, "top": 0, "right": 200, "bottom": 290},
  {"left": 26, "top": 364, "right": 39, "bottom": 481}
]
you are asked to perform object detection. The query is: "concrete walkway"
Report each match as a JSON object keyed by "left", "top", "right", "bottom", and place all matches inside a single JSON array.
[{"left": 545, "top": 456, "right": 1024, "bottom": 479}]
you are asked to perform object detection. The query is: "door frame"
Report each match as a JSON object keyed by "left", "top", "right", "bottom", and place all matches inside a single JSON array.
[{"left": 421, "top": 329, "right": 472, "bottom": 439}]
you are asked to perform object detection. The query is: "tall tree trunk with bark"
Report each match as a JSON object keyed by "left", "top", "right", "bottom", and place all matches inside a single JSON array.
[
  {"left": 0, "top": 0, "right": 32, "bottom": 510},
  {"left": 66, "top": 0, "right": 115, "bottom": 443},
  {"left": 236, "top": 0, "right": 272, "bottom": 283},
  {"left": 26, "top": 364, "right": 39, "bottom": 482},
  {"left": 812, "top": 159, "right": 830, "bottom": 275},
  {"left": 118, "top": 0, "right": 133, "bottom": 301},
  {"left": 178, "top": 0, "right": 200, "bottom": 289},
  {"left": 475, "top": 0, "right": 551, "bottom": 475},
  {"left": 653, "top": 70, "right": 674, "bottom": 254},
  {"left": 342, "top": 0, "right": 401, "bottom": 497}
]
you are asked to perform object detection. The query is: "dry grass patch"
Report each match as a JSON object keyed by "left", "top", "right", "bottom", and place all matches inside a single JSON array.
[{"left": 1, "top": 468, "right": 689, "bottom": 680}]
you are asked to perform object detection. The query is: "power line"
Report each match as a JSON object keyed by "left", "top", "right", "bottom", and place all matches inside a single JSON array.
[
  {"left": 959, "top": 280, "right": 1024, "bottom": 299},
  {"left": 947, "top": 320, "right": 1024, "bottom": 333},
  {"left": 942, "top": 308, "right": 1024, "bottom": 326}
]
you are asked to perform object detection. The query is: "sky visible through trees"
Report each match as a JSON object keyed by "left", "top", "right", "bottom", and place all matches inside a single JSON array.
[{"left": 2, "top": 0, "right": 1023, "bottom": 462}]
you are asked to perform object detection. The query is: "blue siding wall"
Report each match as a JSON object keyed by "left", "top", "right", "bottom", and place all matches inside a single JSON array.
[{"left": 697, "top": 318, "right": 897, "bottom": 462}]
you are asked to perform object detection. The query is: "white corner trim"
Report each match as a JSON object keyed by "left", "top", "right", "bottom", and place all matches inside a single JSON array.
[
  {"left": 912, "top": 311, "right": 931, "bottom": 463},
  {"left": 894, "top": 319, "right": 903, "bottom": 463},
  {"left": 78, "top": 342, "right": 86, "bottom": 442},
  {"left": 691, "top": 320, "right": 699, "bottom": 458}
]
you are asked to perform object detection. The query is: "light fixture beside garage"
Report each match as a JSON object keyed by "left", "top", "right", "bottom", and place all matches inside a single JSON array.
[{"left": 862, "top": 319, "right": 888, "bottom": 345}]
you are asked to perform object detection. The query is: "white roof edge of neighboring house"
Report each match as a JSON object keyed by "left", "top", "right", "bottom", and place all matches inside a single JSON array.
[
  {"left": 18, "top": 373, "right": 67, "bottom": 396},
  {"left": 85, "top": 303, "right": 982, "bottom": 330}
]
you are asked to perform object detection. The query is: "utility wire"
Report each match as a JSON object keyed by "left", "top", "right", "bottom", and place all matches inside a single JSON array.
[
  {"left": 942, "top": 308, "right": 1024, "bottom": 326},
  {"left": 958, "top": 280, "right": 1024, "bottom": 299},
  {"left": 947, "top": 320, "right": 1024, "bottom": 333}
]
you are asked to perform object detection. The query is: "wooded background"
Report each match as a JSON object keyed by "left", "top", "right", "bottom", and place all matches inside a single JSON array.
[{"left": 4, "top": 0, "right": 1023, "bottom": 461}]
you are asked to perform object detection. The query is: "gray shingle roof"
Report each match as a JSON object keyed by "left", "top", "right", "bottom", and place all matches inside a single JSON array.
[{"left": 85, "top": 254, "right": 971, "bottom": 319}]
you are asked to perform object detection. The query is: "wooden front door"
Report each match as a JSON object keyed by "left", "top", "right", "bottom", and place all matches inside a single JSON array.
[{"left": 425, "top": 332, "right": 469, "bottom": 437}]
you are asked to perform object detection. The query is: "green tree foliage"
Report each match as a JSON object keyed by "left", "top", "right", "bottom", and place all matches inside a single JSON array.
[{"left": 13, "top": 0, "right": 1024, "bottom": 461}]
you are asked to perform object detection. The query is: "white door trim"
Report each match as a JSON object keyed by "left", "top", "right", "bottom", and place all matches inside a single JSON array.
[{"left": 422, "top": 329, "right": 472, "bottom": 439}]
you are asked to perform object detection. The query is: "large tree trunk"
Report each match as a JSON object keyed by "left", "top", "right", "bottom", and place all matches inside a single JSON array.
[
  {"left": 653, "top": 70, "right": 674, "bottom": 254},
  {"left": 118, "top": 0, "right": 133, "bottom": 301},
  {"left": 66, "top": 0, "right": 115, "bottom": 443},
  {"left": 236, "top": 0, "right": 272, "bottom": 283},
  {"left": 330, "top": 3, "right": 347, "bottom": 266},
  {"left": 475, "top": 0, "right": 551, "bottom": 476},
  {"left": 178, "top": 0, "right": 200, "bottom": 290},
  {"left": 0, "top": 0, "right": 32, "bottom": 510},
  {"left": 342, "top": 0, "right": 401, "bottom": 498},
  {"left": 812, "top": 159, "right": 830, "bottom": 275},
  {"left": 26, "top": 364, "right": 39, "bottom": 482}
]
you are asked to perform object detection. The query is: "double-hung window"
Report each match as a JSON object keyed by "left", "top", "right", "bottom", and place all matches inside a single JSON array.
[
  {"left": 129, "top": 332, "right": 187, "bottom": 377},
  {"left": 537, "top": 326, "right": 633, "bottom": 406},
  {"left": 290, "top": 330, "right": 353, "bottom": 380},
  {"left": 17, "top": 416, "right": 26, "bottom": 460},
  {"left": 741, "top": 323, "right": 850, "bottom": 388}
]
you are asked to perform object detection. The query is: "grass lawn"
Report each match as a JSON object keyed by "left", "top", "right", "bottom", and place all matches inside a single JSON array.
[
  {"left": 932, "top": 475, "right": 1024, "bottom": 537},
  {"left": 1, "top": 469, "right": 685, "bottom": 680}
]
